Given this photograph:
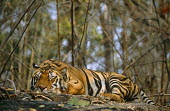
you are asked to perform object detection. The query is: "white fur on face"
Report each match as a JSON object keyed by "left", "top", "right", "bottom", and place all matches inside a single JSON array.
[{"left": 49, "top": 72, "right": 57, "bottom": 80}]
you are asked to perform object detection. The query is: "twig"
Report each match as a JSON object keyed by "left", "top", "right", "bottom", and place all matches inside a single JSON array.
[
  {"left": 88, "top": 55, "right": 106, "bottom": 69},
  {"left": 114, "top": 6, "right": 170, "bottom": 35},
  {"left": 36, "top": 95, "right": 53, "bottom": 101},
  {"left": 0, "top": 0, "right": 36, "bottom": 49},
  {"left": 0, "top": 10, "right": 27, "bottom": 24},
  {"left": 6, "top": 79, "right": 16, "bottom": 94},
  {"left": 153, "top": 93, "right": 170, "bottom": 96},
  {"left": 0, "top": 49, "right": 31, "bottom": 71},
  {"left": 77, "top": 3, "right": 105, "bottom": 29},
  {"left": 49, "top": 1, "right": 71, "bottom": 5},
  {"left": 100, "top": 24, "right": 125, "bottom": 63},
  {"left": 133, "top": 60, "right": 165, "bottom": 66},
  {"left": 21, "top": 97, "right": 32, "bottom": 101},
  {"left": 0, "top": 87, "right": 11, "bottom": 99},
  {"left": 0, "top": 0, "right": 43, "bottom": 78},
  {"left": 79, "top": 0, "right": 91, "bottom": 48},
  {"left": 131, "top": 15, "right": 169, "bottom": 35},
  {"left": 152, "top": 0, "right": 160, "bottom": 28},
  {"left": 122, "top": 40, "right": 165, "bottom": 74},
  {"left": 77, "top": 0, "right": 91, "bottom": 69}
]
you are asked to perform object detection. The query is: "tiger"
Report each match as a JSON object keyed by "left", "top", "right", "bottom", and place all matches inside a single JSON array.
[{"left": 30, "top": 59, "right": 155, "bottom": 105}]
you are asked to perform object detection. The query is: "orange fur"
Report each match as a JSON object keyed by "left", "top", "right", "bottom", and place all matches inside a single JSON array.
[{"left": 31, "top": 59, "right": 155, "bottom": 105}]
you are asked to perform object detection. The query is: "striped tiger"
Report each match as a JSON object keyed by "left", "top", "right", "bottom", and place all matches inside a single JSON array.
[{"left": 30, "top": 59, "right": 155, "bottom": 105}]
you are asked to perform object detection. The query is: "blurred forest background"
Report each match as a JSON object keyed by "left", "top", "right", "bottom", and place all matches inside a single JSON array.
[{"left": 0, "top": 0, "right": 170, "bottom": 105}]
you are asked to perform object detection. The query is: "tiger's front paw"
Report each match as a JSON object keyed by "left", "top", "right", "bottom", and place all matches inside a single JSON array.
[
  {"left": 98, "top": 93, "right": 111, "bottom": 100},
  {"left": 98, "top": 93, "right": 124, "bottom": 102}
]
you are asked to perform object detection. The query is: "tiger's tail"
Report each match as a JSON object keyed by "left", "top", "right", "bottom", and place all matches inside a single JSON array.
[{"left": 139, "top": 90, "right": 155, "bottom": 105}]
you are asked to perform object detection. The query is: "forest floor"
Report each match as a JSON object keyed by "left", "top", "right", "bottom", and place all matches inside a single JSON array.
[{"left": 0, "top": 87, "right": 169, "bottom": 111}]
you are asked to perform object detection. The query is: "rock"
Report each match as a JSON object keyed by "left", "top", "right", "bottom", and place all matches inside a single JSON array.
[{"left": 0, "top": 88, "right": 169, "bottom": 111}]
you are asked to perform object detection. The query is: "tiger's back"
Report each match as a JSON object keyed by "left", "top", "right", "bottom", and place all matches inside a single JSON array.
[{"left": 31, "top": 59, "right": 155, "bottom": 105}]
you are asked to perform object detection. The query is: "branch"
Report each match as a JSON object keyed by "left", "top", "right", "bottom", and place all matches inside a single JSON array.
[
  {"left": 112, "top": 4, "right": 170, "bottom": 35},
  {"left": 0, "top": 49, "right": 31, "bottom": 71},
  {"left": 133, "top": 60, "right": 165, "bottom": 66},
  {"left": 56, "top": 0, "right": 60, "bottom": 59},
  {"left": 0, "top": 0, "right": 43, "bottom": 78},
  {"left": 122, "top": 40, "right": 166, "bottom": 74},
  {"left": 0, "top": 0, "right": 36, "bottom": 49},
  {"left": 152, "top": 0, "right": 160, "bottom": 28},
  {"left": 7, "top": 79, "right": 16, "bottom": 94},
  {"left": 71, "top": 0, "right": 74, "bottom": 66},
  {"left": 163, "top": 39, "right": 170, "bottom": 80},
  {"left": 79, "top": 0, "right": 91, "bottom": 48},
  {"left": 100, "top": 24, "right": 125, "bottom": 64}
]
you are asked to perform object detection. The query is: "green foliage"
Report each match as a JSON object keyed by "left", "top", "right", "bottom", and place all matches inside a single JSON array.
[{"left": 67, "top": 97, "right": 90, "bottom": 107}]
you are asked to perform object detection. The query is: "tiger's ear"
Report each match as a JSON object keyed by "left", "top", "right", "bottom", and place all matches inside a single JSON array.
[{"left": 33, "top": 63, "right": 40, "bottom": 69}]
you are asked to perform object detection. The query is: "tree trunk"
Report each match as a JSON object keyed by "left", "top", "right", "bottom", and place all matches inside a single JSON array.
[{"left": 102, "top": 3, "right": 114, "bottom": 72}]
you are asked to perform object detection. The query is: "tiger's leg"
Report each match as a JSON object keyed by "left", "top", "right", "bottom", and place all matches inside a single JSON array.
[{"left": 98, "top": 75, "right": 126, "bottom": 102}]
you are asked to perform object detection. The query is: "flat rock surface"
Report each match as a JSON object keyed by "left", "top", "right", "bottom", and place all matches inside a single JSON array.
[{"left": 0, "top": 87, "right": 169, "bottom": 111}]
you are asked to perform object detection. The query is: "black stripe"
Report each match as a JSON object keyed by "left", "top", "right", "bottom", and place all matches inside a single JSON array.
[
  {"left": 94, "top": 78, "right": 100, "bottom": 96},
  {"left": 110, "top": 85, "right": 125, "bottom": 96},
  {"left": 109, "top": 76, "right": 130, "bottom": 95},
  {"left": 134, "top": 85, "right": 139, "bottom": 97},
  {"left": 58, "top": 78, "right": 62, "bottom": 88},
  {"left": 141, "top": 91, "right": 144, "bottom": 96},
  {"left": 110, "top": 76, "right": 128, "bottom": 81},
  {"left": 102, "top": 72, "right": 108, "bottom": 76},
  {"left": 110, "top": 81, "right": 129, "bottom": 94},
  {"left": 55, "top": 77, "right": 58, "bottom": 83},
  {"left": 91, "top": 71, "right": 102, "bottom": 96},
  {"left": 130, "top": 84, "right": 138, "bottom": 98},
  {"left": 144, "top": 98, "right": 151, "bottom": 103},
  {"left": 143, "top": 96, "right": 148, "bottom": 100},
  {"left": 109, "top": 78, "right": 131, "bottom": 96},
  {"left": 148, "top": 100, "right": 154, "bottom": 104},
  {"left": 109, "top": 79, "right": 129, "bottom": 89},
  {"left": 53, "top": 63, "right": 61, "bottom": 67},
  {"left": 109, "top": 79, "right": 129, "bottom": 86},
  {"left": 101, "top": 72, "right": 109, "bottom": 92},
  {"left": 50, "top": 59, "right": 57, "bottom": 62},
  {"left": 131, "top": 85, "right": 136, "bottom": 96},
  {"left": 74, "top": 67, "right": 82, "bottom": 71},
  {"left": 79, "top": 68, "right": 93, "bottom": 96}
]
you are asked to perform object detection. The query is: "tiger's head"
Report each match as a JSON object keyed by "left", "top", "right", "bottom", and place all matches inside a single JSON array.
[{"left": 30, "top": 59, "right": 69, "bottom": 93}]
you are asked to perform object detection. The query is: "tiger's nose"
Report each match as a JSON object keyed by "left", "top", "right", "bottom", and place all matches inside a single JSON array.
[{"left": 38, "top": 86, "right": 47, "bottom": 91}]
